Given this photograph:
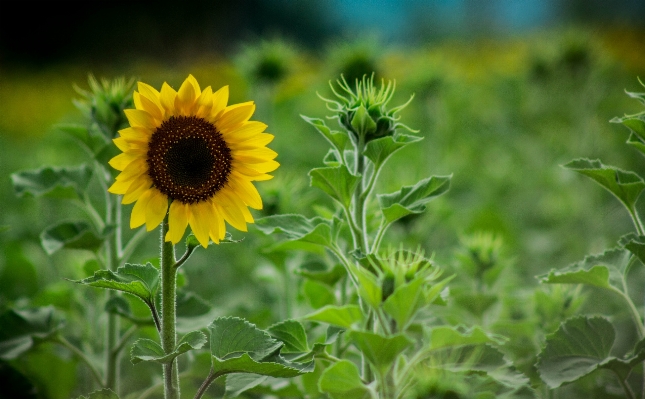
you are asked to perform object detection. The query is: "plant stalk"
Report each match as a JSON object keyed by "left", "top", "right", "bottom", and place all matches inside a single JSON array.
[
  {"left": 160, "top": 215, "right": 180, "bottom": 399},
  {"left": 104, "top": 192, "right": 120, "bottom": 392}
]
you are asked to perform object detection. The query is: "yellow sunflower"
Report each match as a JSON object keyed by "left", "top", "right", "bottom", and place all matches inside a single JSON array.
[{"left": 108, "top": 75, "right": 279, "bottom": 247}]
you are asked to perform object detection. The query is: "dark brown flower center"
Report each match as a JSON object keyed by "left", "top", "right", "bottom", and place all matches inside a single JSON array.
[{"left": 146, "top": 116, "right": 232, "bottom": 203}]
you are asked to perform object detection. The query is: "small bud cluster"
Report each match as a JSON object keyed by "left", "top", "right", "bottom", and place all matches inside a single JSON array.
[{"left": 320, "top": 74, "right": 415, "bottom": 143}]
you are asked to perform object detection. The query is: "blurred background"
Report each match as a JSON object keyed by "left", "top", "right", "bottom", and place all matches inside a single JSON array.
[{"left": 1, "top": 1, "right": 645, "bottom": 397}]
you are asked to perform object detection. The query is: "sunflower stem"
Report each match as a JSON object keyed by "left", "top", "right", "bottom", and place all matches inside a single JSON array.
[{"left": 161, "top": 215, "right": 180, "bottom": 399}]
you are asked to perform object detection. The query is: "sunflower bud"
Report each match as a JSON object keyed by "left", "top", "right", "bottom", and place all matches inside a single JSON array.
[{"left": 321, "top": 74, "right": 415, "bottom": 144}]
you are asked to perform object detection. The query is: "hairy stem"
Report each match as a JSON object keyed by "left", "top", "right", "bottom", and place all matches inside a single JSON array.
[{"left": 160, "top": 216, "right": 179, "bottom": 399}]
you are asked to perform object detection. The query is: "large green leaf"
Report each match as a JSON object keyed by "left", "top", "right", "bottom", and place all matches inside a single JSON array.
[
  {"left": 377, "top": 175, "right": 451, "bottom": 224},
  {"left": 318, "top": 360, "right": 375, "bottom": 399},
  {"left": 564, "top": 158, "right": 645, "bottom": 211},
  {"left": 430, "top": 326, "right": 507, "bottom": 350},
  {"left": 0, "top": 307, "right": 62, "bottom": 360},
  {"left": 626, "top": 133, "right": 645, "bottom": 159},
  {"left": 176, "top": 291, "right": 218, "bottom": 333},
  {"left": 620, "top": 233, "right": 645, "bottom": 265},
  {"left": 40, "top": 221, "right": 105, "bottom": 255},
  {"left": 11, "top": 164, "right": 93, "bottom": 199},
  {"left": 364, "top": 134, "right": 423, "bottom": 170},
  {"left": 296, "top": 263, "right": 346, "bottom": 286},
  {"left": 536, "top": 316, "right": 617, "bottom": 388},
  {"left": 208, "top": 317, "right": 313, "bottom": 378},
  {"left": 302, "top": 280, "right": 336, "bottom": 309},
  {"left": 72, "top": 263, "right": 159, "bottom": 307},
  {"left": 383, "top": 278, "right": 425, "bottom": 329},
  {"left": 348, "top": 331, "right": 412, "bottom": 375},
  {"left": 224, "top": 374, "right": 269, "bottom": 398},
  {"left": 301, "top": 116, "right": 349, "bottom": 155},
  {"left": 255, "top": 214, "right": 333, "bottom": 248},
  {"left": 538, "top": 248, "right": 630, "bottom": 290},
  {"left": 309, "top": 166, "right": 361, "bottom": 208},
  {"left": 304, "top": 305, "right": 363, "bottom": 329},
  {"left": 57, "top": 123, "right": 110, "bottom": 156},
  {"left": 130, "top": 331, "right": 206, "bottom": 364},
  {"left": 611, "top": 114, "right": 645, "bottom": 140},
  {"left": 76, "top": 388, "right": 120, "bottom": 399}
]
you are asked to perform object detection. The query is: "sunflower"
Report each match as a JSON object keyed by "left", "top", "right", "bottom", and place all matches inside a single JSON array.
[{"left": 108, "top": 75, "right": 279, "bottom": 247}]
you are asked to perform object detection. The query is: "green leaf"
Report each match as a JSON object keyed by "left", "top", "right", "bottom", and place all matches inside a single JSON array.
[
  {"left": 224, "top": 374, "right": 268, "bottom": 398},
  {"left": 76, "top": 388, "right": 120, "bottom": 399},
  {"left": 430, "top": 326, "right": 507, "bottom": 349},
  {"left": 364, "top": 134, "right": 423, "bottom": 170},
  {"left": 301, "top": 116, "right": 349, "bottom": 155},
  {"left": 378, "top": 175, "right": 451, "bottom": 224},
  {"left": 255, "top": 214, "right": 333, "bottom": 248},
  {"left": 348, "top": 331, "right": 412, "bottom": 375},
  {"left": 302, "top": 280, "right": 336, "bottom": 309},
  {"left": 620, "top": 233, "right": 645, "bottom": 265},
  {"left": 11, "top": 164, "right": 94, "bottom": 199},
  {"left": 348, "top": 263, "right": 382, "bottom": 309},
  {"left": 309, "top": 166, "right": 361, "bottom": 208},
  {"left": 304, "top": 305, "right": 363, "bottom": 329},
  {"left": 626, "top": 133, "right": 645, "bottom": 158},
  {"left": 611, "top": 115, "right": 645, "bottom": 140},
  {"left": 0, "top": 306, "right": 62, "bottom": 360},
  {"left": 383, "top": 278, "right": 425, "bottom": 329},
  {"left": 452, "top": 292, "right": 498, "bottom": 318},
  {"left": 176, "top": 291, "right": 217, "bottom": 333},
  {"left": 351, "top": 105, "right": 377, "bottom": 136},
  {"left": 267, "top": 320, "right": 309, "bottom": 353},
  {"left": 564, "top": 158, "right": 645, "bottom": 211},
  {"left": 538, "top": 248, "right": 630, "bottom": 290},
  {"left": 209, "top": 317, "right": 313, "bottom": 378},
  {"left": 536, "top": 316, "right": 617, "bottom": 388},
  {"left": 296, "top": 263, "right": 346, "bottom": 286},
  {"left": 131, "top": 331, "right": 207, "bottom": 364},
  {"left": 40, "top": 221, "right": 105, "bottom": 255},
  {"left": 318, "top": 360, "right": 374, "bottom": 399},
  {"left": 72, "top": 263, "right": 159, "bottom": 306},
  {"left": 57, "top": 123, "right": 110, "bottom": 156}
]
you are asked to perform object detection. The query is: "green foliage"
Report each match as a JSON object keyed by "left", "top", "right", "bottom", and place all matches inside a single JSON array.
[
  {"left": 131, "top": 331, "right": 207, "bottom": 364},
  {"left": 304, "top": 305, "right": 363, "bottom": 329},
  {"left": 377, "top": 175, "right": 451, "bottom": 224},
  {"left": 11, "top": 164, "right": 93, "bottom": 199},
  {"left": 40, "top": 221, "right": 105, "bottom": 254},
  {"left": 309, "top": 165, "right": 361, "bottom": 208},
  {"left": 76, "top": 389, "right": 120, "bottom": 399},
  {"left": 318, "top": 360, "right": 375, "bottom": 399},
  {"left": 0, "top": 307, "right": 62, "bottom": 360}
]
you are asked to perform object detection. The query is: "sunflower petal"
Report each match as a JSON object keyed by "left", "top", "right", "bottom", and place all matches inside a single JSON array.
[
  {"left": 175, "top": 75, "right": 200, "bottom": 115},
  {"left": 228, "top": 133, "right": 274, "bottom": 150},
  {"left": 135, "top": 91, "right": 163, "bottom": 121},
  {"left": 235, "top": 159, "right": 280, "bottom": 173},
  {"left": 115, "top": 158, "right": 147, "bottom": 183},
  {"left": 108, "top": 178, "right": 132, "bottom": 194},
  {"left": 118, "top": 126, "right": 152, "bottom": 141},
  {"left": 122, "top": 175, "right": 152, "bottom": 204},
  {"left": 109, "top": 152, "right": 140, "bottom": 171},
  {"left": 231, "top": 147, "right": 278, "bottom": 163},
  {"left": 188, "top": 201, "right": 213, "bottom": 248},
  {"left": 138, "top": 82, "right": 162, "bottom": 104},
  {"left": 217, "top": 102, "right": 255, "bottom": 132},
  {"left": 124, "top": 109, "right": 157, "bottom": 129},
  {"left": 221, "top": 121, "right": 267, "bottom": 142},
  {"left": 130, "top": 189, "right": 155, "bottom": 228},
  {"left": 224, "top": 190, "right": 255, "bottom": 223},
  {"left": 195, "top": 86, "right": 213, "bottom": 119},
  {"left": 160, "top": 82, "right": 178, "bottom": 117},
  {"left": 217, "top": 192, "right": 248, "bottom": 232},
  {"left": 145, "top": 189, "right": 169, "bottom": 231},
  {"left": 212, "top": 203, "right": 227, "bottom": 240},
  {"left": 228, "top": 175, "right": 262, "bottom": 209},
  {"left": 210, "top": 85, "right": 229, "bottom": 119},
  {"left": 166, "top": 201, "right": 189, "bottom": 244}
]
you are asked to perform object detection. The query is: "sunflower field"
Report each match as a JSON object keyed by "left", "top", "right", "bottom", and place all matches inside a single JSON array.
[{"left": 2, "top": 9, "right": 645, "bottom": 399}]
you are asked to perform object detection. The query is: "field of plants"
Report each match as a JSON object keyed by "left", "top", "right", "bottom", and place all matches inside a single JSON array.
[{"left": 1, "top": 26, "right": 645, "bottom": 399}]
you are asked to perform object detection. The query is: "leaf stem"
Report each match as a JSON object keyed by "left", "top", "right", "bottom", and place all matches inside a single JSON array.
[
  {"left": 372, "top": 219, "right": 390, "bottom": 254},
  {"left": 160, "top": 215, "right": 180, "bottom": 399},
  {"left": 614, "top": 370, "right": 636, "bottom": 399},
  {"left": 112, "top": 325, "right": 138, "bottom": 357},
  {"left": 628, "top": 206, "right": 645, "bottom": 236},
  {"left": 611, "top": 286, "right": 645, "bottom": 339},
  {"left": 104, "top": 192, "right": 120, "bottom": 392},
  {"left": 193, "top": 368, "right": 219, "bottom": 399},
  {"left": 353, "top": 135, "right": 369, "bottom": 254},
  {"left": 54, "top": 335, "right": 105, "bottom": 388}
]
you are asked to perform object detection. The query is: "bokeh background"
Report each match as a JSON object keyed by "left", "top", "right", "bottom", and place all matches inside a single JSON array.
[{"left": 1, "top": 1, "right": 645, "bottom": 398}]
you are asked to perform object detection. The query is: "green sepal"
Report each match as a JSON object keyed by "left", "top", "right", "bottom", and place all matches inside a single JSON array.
[
  {"left": 538, "top": 247, "right": 630, "bottom": 290},
  {"left": 304, "top": 305, "right": 363, "bottom": 329},
  {"left": 11, "top": 164, "right": 93, "bottom": 199},
  {"left": 563, "top": 158, "right": 645, "bottom": 212},
  {"left": 536, "top": 316, "right": 619, "bottom": 388},
  {"left": 348, "top": 331, "right": 412, "bottom": 376},
  {"left": 208, "top": 317, "right": 314, "bottom": 378},
  {"left": 130, "top": 331, "right": 207, "bottom": 364},
  {"left": 309, "top": 166, "right": 361, "bottom": 208},
  {"left": 0, "top": 306, "right": 63, "bottom": 360},
  {"left": 363, "top": 134, "right": 423, "bottom": 170},
  {"left": 40, "top": 221, "right": 105, "bottom": 255},
  {"left": 377, "top": 175, "right": 451, "bottom": 224},
  {"left": 318, "top": 359, "right": 375, "bottom": 399},
  {"left": 71, "top": 263, "right": 159, "bottom": 308},
  {"left": 351, "top": 105, "right": 377, "bottom": 137},
  {"left": 75, "top": 388, "right": 120, "bottom": 399}
]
